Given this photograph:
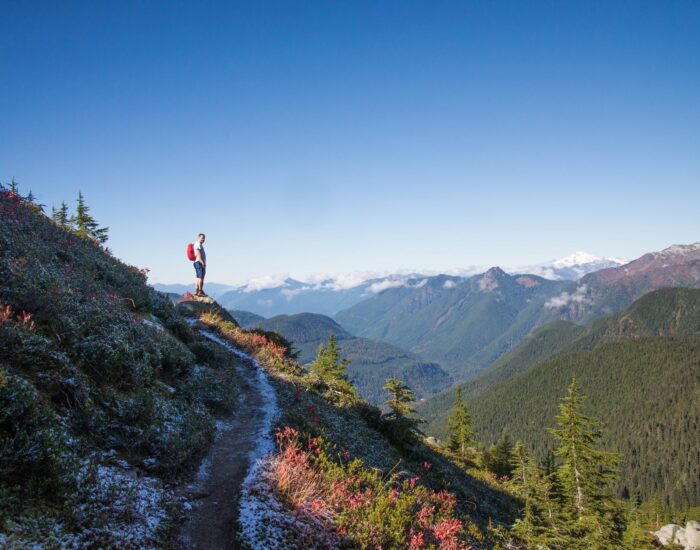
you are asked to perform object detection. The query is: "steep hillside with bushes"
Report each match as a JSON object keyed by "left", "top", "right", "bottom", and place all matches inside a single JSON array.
[{"left": 0, "top": 187, "right": 254, "bottom": 546}]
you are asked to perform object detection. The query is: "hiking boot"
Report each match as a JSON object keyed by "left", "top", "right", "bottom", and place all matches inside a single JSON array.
[{"left": 199, "top": 291, "right": 208, "bottom": 298}]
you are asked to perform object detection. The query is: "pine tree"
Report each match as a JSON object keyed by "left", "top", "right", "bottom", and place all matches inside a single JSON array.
[
  {"left": 8, "top": 177, "right": 19, "bottom": 193},
  {"left": 509, "top": 441, "right": 565, "bottom": 548},
  {"left": 56, "top": 201, "right": 71, "bottom": 230},
  {"left": 484, "top": 431, "right": 514, "bottom": 478},
  {"left": 548, "top": 377, "right": 623, "bottom": 545},
  {"left": 448, "top": 387, "right": 475, "bottom": 458},
  {"left": 311, "top": 333, "right": 349, "bottom": 381},
  {"left": 72, "top": 191, "right": 108, "bottom": 243},
  {"left": 22, "top": 189, "right": 45, "bottom": 215},
  {"left": 383, "top": 378, "right": 423, "bottom": 441}
]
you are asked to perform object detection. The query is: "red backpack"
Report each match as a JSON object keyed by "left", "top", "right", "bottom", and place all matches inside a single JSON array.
[{"left": 186, "top": 243, "right": 196, "bottom": 261}]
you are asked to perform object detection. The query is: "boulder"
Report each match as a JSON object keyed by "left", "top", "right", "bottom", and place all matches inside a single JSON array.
[
  {"left": 653, "top": 521, "right": 700, "bottom": 549},
  {"left": 653, "top": 524, "right": 686, "bottom": 547},
  {"left": 686, "top": 520, "right": 700, "bottom": 550}
]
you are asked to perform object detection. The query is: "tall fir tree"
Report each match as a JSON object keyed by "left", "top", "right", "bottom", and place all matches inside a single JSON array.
[
  {"left": 72, "top": 191, "right": 108, "bottom": 243},
  {"left": 548, "top": 377, "right": 623, "bottom": 546},
  {"left": 484, "top": 431, "right": 515, "bottom": 478},
  {"left": 8, "top": 177, "right": 19, "bottom": 193},
  {"left": 311, "top": 333, "right": 349, "bottom": 381},
  {"left": 383, "top": 378, "right": 423, "bottom": 441},
  {"left": 56, "top": 201, "right": 71, "bottom": 230},
  {"left": 509, "top": 441, "right": 565, "bottom": 548},
  {"left": 448, "top": 387, "right": 475, "bottom": 458}
]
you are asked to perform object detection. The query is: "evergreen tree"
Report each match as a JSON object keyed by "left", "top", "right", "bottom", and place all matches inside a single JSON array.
[
  {"left": 383, "top": 378, "right": 423, "bottom": 440},
  {"left": 311, "top": 333, "right": 349, "bottom": 381},
  {"left": 56, "top": 201, "right": 71, "bottom": 230},
  {"left": 484, "top": 431, "right": 514, "bottom": 478},
  {"left": 72, "top": 191, "right": 109, "bottom": 243},
  {"left": 448, "top": 387, "right": 475, "bottom": 458},
  {"left": 509, "top": 441, "right": 565, "bottom": 548},
  {"left": 23, "top": 190, "right": 45, "bottom": 214},
  {"left": 548, "top": 377, "right": 623, "bottom": 545},
  {"left": 8, "top": 177, "right": 19, "bottom": 193}
]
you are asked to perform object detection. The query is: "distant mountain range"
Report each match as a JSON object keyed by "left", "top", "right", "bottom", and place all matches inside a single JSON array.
[
  {"left": 333, "top": 243, "right": 700, "bottom": 382},
  {"left": 417, "top": 287, "right": 700, "bottom": 508},
  {"left": 334, "top": 270, "right": 569, "bottom": 380},
  {"left": 231, "top": 311, "right": 452, "bottom": 404},
  {"left": 152, "top": 251, "right": 626, "bottom": 317}
]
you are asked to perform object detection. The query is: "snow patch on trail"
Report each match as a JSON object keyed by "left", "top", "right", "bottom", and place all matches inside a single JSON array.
[{"left": 198, "top": 330, "right": 285, "bottom": 548}]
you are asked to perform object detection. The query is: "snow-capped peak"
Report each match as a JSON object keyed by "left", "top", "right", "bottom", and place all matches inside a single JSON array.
[
  {"left": 552, "top": 251, "right": 602, "bottom": 268},
  {"left": 514, "top": 252, "right": 627, "bottom": 281}
]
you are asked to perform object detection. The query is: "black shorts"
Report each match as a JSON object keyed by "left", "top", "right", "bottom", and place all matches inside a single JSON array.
[{"left": 194, "top": 261, "right": 206, "bottom": 279}]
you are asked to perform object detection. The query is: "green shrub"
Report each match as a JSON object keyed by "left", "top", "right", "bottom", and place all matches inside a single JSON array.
[{"left": 0, "top": 373, "right": 79, "bottom": 507}]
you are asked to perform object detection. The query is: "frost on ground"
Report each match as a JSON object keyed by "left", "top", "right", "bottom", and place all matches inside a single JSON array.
[
  {"left": 197, "top": 329, "right": 327, "bottom": 549},
  {"left": 0, "top": 463, "right": 171, "bottom": 549},
  {"left": 238, "top": 456, "right": 340, "bottom": 550}
]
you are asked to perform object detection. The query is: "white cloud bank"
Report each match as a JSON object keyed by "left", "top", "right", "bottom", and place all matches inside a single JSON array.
[{"left": 545, "top": 285, "right": 591, "bottom": 309}]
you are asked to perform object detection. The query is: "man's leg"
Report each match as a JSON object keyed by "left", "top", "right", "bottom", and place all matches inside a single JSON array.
[{"left": 195, "top": 277, "right": 202, "bottom": 294}]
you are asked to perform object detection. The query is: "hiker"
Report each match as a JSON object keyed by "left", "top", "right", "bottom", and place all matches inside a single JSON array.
[{"left": 194, "top": 233, "right": 207, "bottom": 297}]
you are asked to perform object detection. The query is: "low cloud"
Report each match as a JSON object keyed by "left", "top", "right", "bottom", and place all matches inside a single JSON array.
[
  {"left": 545, "top": 285, "right": 591, "bottom": 309},
  {"left": 443, "top": 280, "right": 457, "bottom": 289},
  {"left": 244, "top": 275, "right": 290, "bottom": 292},
  {"left": 281, "top": 287, "right": 308, "bottom": 300},
  {"left": 369, "top": 279, "right": 409, "bottom": 293}
]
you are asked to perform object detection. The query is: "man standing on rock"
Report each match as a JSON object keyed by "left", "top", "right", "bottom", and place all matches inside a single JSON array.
[{"left": 194, "top": 233, "right": 207, "bottom": 297}]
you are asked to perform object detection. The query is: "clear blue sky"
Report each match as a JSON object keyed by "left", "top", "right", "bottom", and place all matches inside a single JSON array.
[{"left": 2, "top": 1, "right": 698, "bottom": 285}]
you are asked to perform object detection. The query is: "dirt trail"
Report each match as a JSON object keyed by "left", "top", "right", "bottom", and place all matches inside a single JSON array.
[{"left": 177, "top": 330, "right": 277, "bottom": 550}]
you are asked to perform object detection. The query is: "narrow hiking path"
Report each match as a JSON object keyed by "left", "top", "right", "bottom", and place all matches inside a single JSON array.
[{"left": 177, "top": 329, "right": 278, "bottom": 550}]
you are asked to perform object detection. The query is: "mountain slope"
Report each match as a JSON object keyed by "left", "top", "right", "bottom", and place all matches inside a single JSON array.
[
  {"left": 420, "top": 288, "right": 700, "bottom": 508},
  {"left": 229, "top": 309, "right": 266, "bottom": 327},
  {"left": 546, "top": 243, "right": 700, "bottom": 322},
  {"left": 335, "top": 270, "right": 569, "bottom": 380},
  {"left": 417, "top": 320, "right": 586, "bottom": 425},
  {"left": 0, "top": 188, "right": 254, "bottom": 545},
  {"left": 243, "top": 312, "right": 453, "bottom": 404}
]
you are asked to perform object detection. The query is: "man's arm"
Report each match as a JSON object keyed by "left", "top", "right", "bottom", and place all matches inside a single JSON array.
[{"left": 195, "top": 248, "right": 205, "bottom": 266}]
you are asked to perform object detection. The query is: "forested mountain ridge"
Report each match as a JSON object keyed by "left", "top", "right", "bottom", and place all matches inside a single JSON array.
[
  {"left": 237, "top": 311, "right": 453, "bottom": 404},
  {"left": 419, "top": 287, "right": 700, "bottom": 509}
]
